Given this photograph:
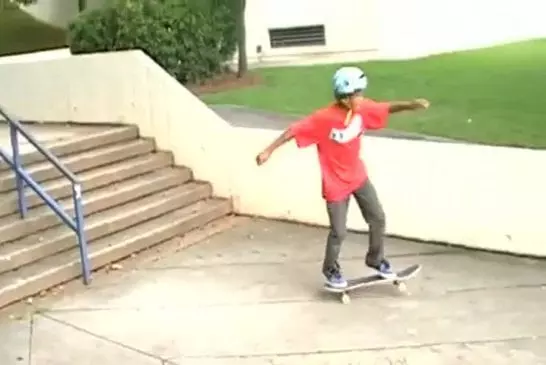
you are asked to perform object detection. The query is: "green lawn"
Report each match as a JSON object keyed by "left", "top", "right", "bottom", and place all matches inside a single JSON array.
[
  {"left": 203, "top": 40, "right": 546, "bottom": 148},
  {"left": 0, "top": 5, "right": 67, "bottom": 57}
]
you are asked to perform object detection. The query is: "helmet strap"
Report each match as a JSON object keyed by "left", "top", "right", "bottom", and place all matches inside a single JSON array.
[{"left": 343, "top": 109, "right": 353, "bottom": 126}]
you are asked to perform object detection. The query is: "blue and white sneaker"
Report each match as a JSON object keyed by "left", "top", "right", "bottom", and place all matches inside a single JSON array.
[
  {"left": 325, "top": 271, "right": 348, "bottom": 289},
  {"left": 373, "top": 260, "right": 397, "bottom": 280}
]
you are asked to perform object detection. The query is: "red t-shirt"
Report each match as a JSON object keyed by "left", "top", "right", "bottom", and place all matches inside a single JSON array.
[{"left": 288, "top": 99, "right": 390, "bottom": 202}]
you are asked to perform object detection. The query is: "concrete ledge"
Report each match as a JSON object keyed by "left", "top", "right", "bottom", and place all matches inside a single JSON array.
[
  {"left": 0, "top": 51, "right": 544, "bottom": 257},
  {"left": 230, "top": 127, "right": 546, "bottom": 257},
  {"left": 210, "top": 104, "right": 460, "bottom": 143}
]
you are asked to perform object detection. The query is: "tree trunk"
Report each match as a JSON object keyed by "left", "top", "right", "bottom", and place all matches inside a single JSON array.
[
  {"left": 78, "top": 0, "right": 86, "bottom": 12},
  {"left": 236, "top": 0, "right": 247, "bottom": 78}
]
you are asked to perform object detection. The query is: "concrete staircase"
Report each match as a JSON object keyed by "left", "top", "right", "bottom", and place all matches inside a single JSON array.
[{"left": 0, "top": 124, "right": 232, "bottom": 308}]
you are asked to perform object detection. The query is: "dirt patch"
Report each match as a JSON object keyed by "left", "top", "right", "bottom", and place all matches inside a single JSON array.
[{"left": 188, "top": 71, "right": 262, "bottom": 95}]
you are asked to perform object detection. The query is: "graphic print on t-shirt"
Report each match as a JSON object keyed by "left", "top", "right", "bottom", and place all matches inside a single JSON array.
[{"left": 329, "top": 114, "right": 363, "bottom": 144}]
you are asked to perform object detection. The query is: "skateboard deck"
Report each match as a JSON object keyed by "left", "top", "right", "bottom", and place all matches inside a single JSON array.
[{"left": 323, "top": 264, "right": 422, "bottom": 304}]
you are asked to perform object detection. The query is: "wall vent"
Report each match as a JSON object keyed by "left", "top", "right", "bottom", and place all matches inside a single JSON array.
[{"left": 268, "top": 25, "right": 326, "bottom": 48}]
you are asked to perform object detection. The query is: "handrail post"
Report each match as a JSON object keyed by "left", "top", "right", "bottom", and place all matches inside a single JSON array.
[
  {"left": 9, "top": 125, "right": 27, "bottom": 218},
  {"left": 72, "top": 183, "right": 91, "bottom": 285},
  {"left": 2, "top": 105, "right": 91, "bottom": 287}
]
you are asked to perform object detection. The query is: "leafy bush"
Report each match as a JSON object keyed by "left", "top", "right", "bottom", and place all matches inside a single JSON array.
[{"left": 67, "top": 0, "right": 237, "bottom": 84}]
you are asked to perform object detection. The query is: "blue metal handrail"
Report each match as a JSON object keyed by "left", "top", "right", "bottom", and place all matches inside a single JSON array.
[{"left": 0, "top": 105, "right": 91, "bottom": 285}]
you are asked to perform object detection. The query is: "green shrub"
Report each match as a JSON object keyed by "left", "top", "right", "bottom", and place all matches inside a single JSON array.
[{"left": 67, "top": 0, "right": 237, "bottom": 84}]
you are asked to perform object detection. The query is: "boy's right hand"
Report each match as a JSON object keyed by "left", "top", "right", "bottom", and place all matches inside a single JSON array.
[{"left": 256, "top": 149, "right": 271, "bottom": 166}]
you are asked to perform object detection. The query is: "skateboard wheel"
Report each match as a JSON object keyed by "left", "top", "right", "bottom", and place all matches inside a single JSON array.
[
  {"left": 341, "top": 293, "right": 351, "bottom": 304},
  {"left": 396, "top": 282, "right": 408, "bottom": 293}
]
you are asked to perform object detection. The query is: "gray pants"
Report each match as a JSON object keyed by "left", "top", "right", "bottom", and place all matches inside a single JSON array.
[{"left": 322, "top": 179, "right": 386, "bottom": 276}]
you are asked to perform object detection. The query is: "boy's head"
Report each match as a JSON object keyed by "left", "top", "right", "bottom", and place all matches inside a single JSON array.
[{"left": 332, "top": 66, "right": 367, "bottom": 110}]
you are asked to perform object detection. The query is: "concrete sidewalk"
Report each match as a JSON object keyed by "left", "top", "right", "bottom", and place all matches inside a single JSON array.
[{"left": 1, "top": 217, "right": 545, "bottom": 364}]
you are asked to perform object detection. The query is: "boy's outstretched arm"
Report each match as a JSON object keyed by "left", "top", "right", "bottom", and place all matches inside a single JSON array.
[
  {"left": 256, "top": 113, "right": 320, "bottom": 166},
  {"left": 255, "top": 129, "right": 294, "bottom": 166},
  {"left": 388, "top": 98, "right": 430, "bottom": 113},
  {"left": 361, "top": 98, "right": 430, "bottom": 130}
]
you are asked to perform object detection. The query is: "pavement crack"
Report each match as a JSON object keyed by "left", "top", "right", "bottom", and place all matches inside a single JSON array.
[
  {"left": 446, "top": 283, "right": 546, "bottom": 294},
  {"left": 38, "top": 283, "right": 546, "bottom": 314},
  {"left": 133, "top": 251, "right": 460, "bottom": 271},
  {"left": 36, "top": 312, "right": 168, "bottom": 363},
  {"left": 27, "top": 314, "right": 34, "bottom": 365},
  {"left": 178, "top": 335, "right": 546, "bottom": 360}
]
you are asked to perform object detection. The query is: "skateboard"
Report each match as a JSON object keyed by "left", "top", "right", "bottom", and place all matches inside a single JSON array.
[{"left": 323, "top": 264, "right": 422, "bottom": 304}]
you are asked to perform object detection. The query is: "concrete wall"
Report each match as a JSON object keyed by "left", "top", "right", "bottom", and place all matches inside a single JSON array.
[
  {"left": 0, "top": 51, "right": 544, "bottom": 257},
  {"left": 0, "top": 51, "right": 234, "bottom": 203}
]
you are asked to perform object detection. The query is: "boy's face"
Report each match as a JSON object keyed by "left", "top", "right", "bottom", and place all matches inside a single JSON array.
[{"left": 339, "top": 91, "right": 364, "bottom": 111}]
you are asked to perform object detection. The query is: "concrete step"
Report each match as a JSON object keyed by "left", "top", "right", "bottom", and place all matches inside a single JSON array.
[
  {"left": 0, "top": 167, "right": 192, "bottom": 244},
  {"left": 0, "top": 138, "right": 155, "bottom": 193},
  {"left": 0, "top": 125, "right": 138, "bottom": 172},
  {"left": 0, "top": 182, "right": 212, "bottom": 274},
  {"left": 0, "top": 152, "right": 174, "bottom": 217},
  {"left": 0, "top": 198, "right": 232, "bottom": 308}
]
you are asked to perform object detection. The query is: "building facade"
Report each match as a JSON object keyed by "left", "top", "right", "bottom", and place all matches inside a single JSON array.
[{"left": 22, "top": 0, "right": 546, "bottom": 65}]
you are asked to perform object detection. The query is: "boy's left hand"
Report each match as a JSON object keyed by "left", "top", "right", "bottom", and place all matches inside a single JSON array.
[
  {"left": 412, "top": 99, "right": 430, "bottom": 109},
  {"left": 256, "top": 149, "right": 271, "bottom": 166}
]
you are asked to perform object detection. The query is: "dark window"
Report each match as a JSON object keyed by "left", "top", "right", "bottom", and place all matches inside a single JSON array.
[{"left": 268, "top": 25, "right": 326, "bottom": 48}]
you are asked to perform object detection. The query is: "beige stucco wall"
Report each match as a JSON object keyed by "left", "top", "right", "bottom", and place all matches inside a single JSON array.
[
  {"left": 0, "top": 50, "right": 544, "bottom": 257},
  {"left": 376, "top": 0, "right": 546, "bottom": 59},
  {"left": 242, "top": 0, "right": 380, "bottom": 65},
  {"left": 242, "top": 0, "right": 546, "bottom": 65}
]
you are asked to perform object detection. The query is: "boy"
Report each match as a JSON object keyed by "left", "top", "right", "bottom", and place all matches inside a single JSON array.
[{"left": 255, "top": 66, "right": 430, "bottom": 289}]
